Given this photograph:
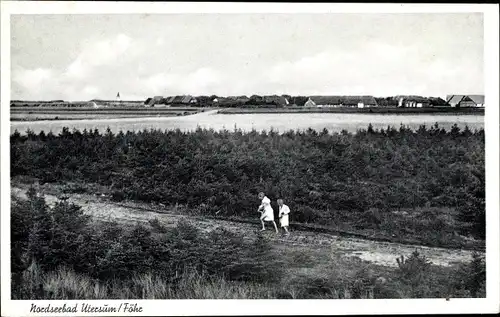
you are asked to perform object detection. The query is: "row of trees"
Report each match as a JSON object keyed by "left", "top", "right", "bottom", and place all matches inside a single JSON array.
[{"left": 10, "top": 124, "right": 485, "bottom": 240}]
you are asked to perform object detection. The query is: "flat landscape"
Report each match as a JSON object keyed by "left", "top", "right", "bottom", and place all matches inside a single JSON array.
[
  {"left": 10, "top": 108, "right": 484, "bottom": 135},
  {"left": 10, "top": 107, "right": 209, "bottom": 121}
]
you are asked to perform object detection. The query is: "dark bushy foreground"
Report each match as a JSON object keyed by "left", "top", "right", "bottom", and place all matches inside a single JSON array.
[
  {"left": 12, "top": 189, "right": 284, "bottom": 297},
  {"left": 11, "top": 124, "right": 485, "bottom": 245},
  {"left": 12, "top": 190, "right": 485, "bottom": 299}
]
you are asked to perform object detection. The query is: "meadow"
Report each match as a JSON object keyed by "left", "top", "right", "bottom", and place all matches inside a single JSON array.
[
  {"left": 10, "top": 110, "right": 484, "bottom": 135},
  {"left": 10, "top": 107, "right": 207, "bottom": 121}
]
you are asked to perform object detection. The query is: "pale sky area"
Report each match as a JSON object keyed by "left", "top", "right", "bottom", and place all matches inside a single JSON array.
[{"left": 11, "top": 13, "right": 484, "bottom": 101}]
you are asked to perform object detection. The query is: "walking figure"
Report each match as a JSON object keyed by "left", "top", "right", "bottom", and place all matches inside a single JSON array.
[
  {"left": 257, "top": 192, "right": 278, "bottom": 233},
  {"left": 278, "top": 199, "right": 291, "bottom": 235}
]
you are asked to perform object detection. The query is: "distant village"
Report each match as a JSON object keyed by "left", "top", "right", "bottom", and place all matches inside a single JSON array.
[
  {"left": 143, "top": 94, "right": 485, "bottom": 108},
  {"left": 11, "top": 94, "right": 485, "bottom": 108}
]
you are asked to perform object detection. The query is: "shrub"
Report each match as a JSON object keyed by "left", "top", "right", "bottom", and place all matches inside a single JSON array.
[
  {"left": 294, "top": 205, "right": 321, "bottom": 223},
  {"left": 452, "top": 252, "right": 486, "bottom": 297},
  {"left": 457, "top": 198, "right": 485, "bottom": 239},
  {"left": 396, "top": 250, "right": 432, "bottom": 284},
  {"left": 226, "top": 234, "right": 285, "bottom": 283},
  {"left": 395, "top": 250, "right": 434, "bottom": 297},
  {"left": 286, "top": 275, "right": 338, "bottom": 298},
  {"left": 111, "top": 190, "right": 125, "bottom": 202},
  {"left": 12, "top": 261, "right": 45, "bottom": 299}
]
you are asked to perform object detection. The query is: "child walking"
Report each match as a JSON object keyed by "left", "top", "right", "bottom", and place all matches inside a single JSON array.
[
  {"left": 257, "top": 192, "right": 279, "bottom": 233},
  {"left": 278, "top": 199, "right": 291, "bottom": 235}
]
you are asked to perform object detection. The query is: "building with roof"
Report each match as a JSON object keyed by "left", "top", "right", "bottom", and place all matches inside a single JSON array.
[
  {"left": 263, "top": 95, "right": 289, "bottom": 107},
  {"left": 304, "top": 98, "right": 317, "bottom": 107},
  {"left": 395, "top": 95, "right": 431, "bottom": 108},
  {"left": 144, "top": 95, "right": 164, "bottom": 107},
  {"left": 146, "top": 95, "right": 198, "bottom": 106},
  {"left": 227, "top": 95, "right": 250, "bottom": 105},
  {"left": 308, "top": 96, "right": 343, "bottom": 107},
  {"left": 342, "top": 96, "right": 378, "bottom": 108},
  {"left": 307, "top": 96, "right": 378, "bottom": 108},
  {"left": 446, "top": 95, "right": 485, "bottom": 107},
  {"left": 212, "top": 97, "right": 236, "bottom": 106}
]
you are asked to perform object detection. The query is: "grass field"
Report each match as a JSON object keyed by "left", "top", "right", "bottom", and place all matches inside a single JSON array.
[
  {"left": 10, "top": 106, "right": 210, "bottom": 112},
  {"left": 10, "top": 113, "right": 185, "bottom": 121},
  {"left": 10, "top": 106, "right": 484, "bottom": 123},
  {"left": 10, "top": 107, "right": 214, "bottom": 121}
]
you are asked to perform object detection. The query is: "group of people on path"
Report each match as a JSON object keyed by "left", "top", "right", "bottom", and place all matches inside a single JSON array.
[{"left": 257, "top": 192, "right": 290, "bottom": 235}]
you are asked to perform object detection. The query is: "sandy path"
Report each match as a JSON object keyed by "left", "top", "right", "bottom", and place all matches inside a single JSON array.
[{"left": 11, "top": 186, "right": 480, "bottom": 268}]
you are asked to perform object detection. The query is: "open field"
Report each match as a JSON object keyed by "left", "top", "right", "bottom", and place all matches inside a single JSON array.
[
  {"left": 10, "top": 101, "right": 146, "bottom": 107},
  {"left": 10, "top": 110, "right": 483, "bottom": 135},
  {"left": 10, "top": 106, "right": 210, "bottom": 112},
  {"left": 10, "top": 113, "right": 185, "bottom": 121},
  {"left": 219, "top": 106, "right": 485, "bottom": 115},
  {"left": 10, "top": 107, "right": 212, "bottom": 121}
]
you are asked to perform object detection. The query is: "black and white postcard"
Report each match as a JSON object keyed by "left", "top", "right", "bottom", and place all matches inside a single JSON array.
[{"left": 1, "top": 2, "right": 499, "bottom": 316}]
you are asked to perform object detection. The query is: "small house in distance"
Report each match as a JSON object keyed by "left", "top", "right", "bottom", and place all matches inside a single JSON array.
[
  {"left": 226, "top": 95, "right": 250, "bottom": 106},
  {"left": 307, "top": 96, "right": 378, "bottom": 108},
  {"left": 446, "top": 95, "right": 485, "bottom": 107},
  {"left": 395, "top": 95, "right": 431, "bottom": 108},
  {"left": 145, "top": 95, "right": 198, "bottom": 107},
  {"left": 212, "top": 97, "right": 237, "bottom": 107},
  {"left": 263, "top": 95, "right": 289, "bottom": 107},
  {"left": 167, "top": 95, "right": 198, "bottom": 106},
  {"left": 304, "top": 97, "right": 317, "bottom": 107},
  {"left": 307, "top": 96, "right": 343, "bottom": 107},
  {"left": 342, "top": 96, "right": 378, "bottom": 108},
  {"left": 144, "top": 96, "right": 164, "bottom": 107}
]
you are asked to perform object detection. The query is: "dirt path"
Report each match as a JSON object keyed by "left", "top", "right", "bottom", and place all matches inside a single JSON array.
[{"left": 11, "top": 186, "right": 480, "bottom": 268}]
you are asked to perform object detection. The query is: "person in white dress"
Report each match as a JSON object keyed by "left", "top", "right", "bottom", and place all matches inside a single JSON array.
[
  {"left": 257, "top": 192, "right": 278, "bottom": 233},
  {"left": 278, "top": 199, "right": 290, "bottom": 235}
]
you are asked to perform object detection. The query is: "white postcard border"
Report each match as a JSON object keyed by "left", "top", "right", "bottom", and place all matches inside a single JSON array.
[{"left": 1, "top": 2, "right": 499, "bottom": 316}]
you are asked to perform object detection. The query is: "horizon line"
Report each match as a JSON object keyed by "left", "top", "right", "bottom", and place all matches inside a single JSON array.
[{"left": 10, "top": 93, "right": 487, "bottom": 103}]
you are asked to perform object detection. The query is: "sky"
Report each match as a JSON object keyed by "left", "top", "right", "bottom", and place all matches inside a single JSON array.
[{"left": 10, "top": 13, "right": 484, "bottom": 101}]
